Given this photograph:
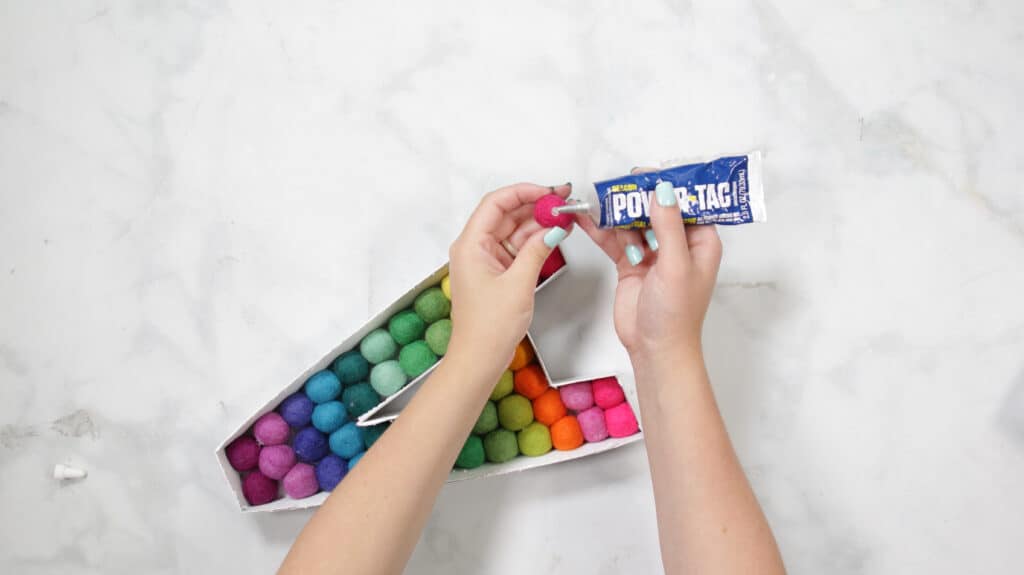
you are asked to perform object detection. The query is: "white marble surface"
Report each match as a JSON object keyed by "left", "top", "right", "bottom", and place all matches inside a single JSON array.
[{"left": 1, "top": 1, "right": 1023, "bottom": 573}]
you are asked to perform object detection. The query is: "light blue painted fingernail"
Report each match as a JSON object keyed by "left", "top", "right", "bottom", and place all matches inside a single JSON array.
[
  {"left": 655, "top": 181, "right": 678, "bottom": 207},
  {"left": 644, "top": 229, "right": 659, "bottom": 252},
  {"left": 543, "top": 227, "right": 567, "bottom": 248},
  {"left": 625, "top": 243, "right": 644, "bottom": 266}
]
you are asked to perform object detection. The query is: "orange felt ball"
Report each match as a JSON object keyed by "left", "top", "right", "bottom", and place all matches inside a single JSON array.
[
  {"left": 550, "top": 415, "right": 584, "bottom": 451},
  {"left": 513, "top": 364, "right": 549, "bottom": 399},
  {"left": 532, "top": 388, "right": 567, "bottom": 426},
  {"left": 508, "top": 340, "right": 535, "bottom": 371}
]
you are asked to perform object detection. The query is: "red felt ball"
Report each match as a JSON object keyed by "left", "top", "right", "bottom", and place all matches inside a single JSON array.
[
  {"left": 242, "top": 471, "right": 279, "bottom": 506},
  {"left": 534, "top": 194, "right": 574, "bottom": 229},
  {"left": 226, "top": 435, "right": 260, "bottom": 472},
  {"left": 539, "top": 247, "right": 566, "bottom": 281}
]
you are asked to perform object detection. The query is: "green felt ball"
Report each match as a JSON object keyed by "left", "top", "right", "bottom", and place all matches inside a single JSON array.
[
  {"left": 497, "top": 394, "right": 534, "bottom": 431},
  {"left": 472, "top": 401, "right": 499, "bottom": 435},
  {"left": 342, "top": 382, "right": 380, "bottom": 418},
  {"left": 455, "top": 435, "right": 485, "bottom": 469},
  {"left": 331, "top": 350, "right": 369, "bottom": 386},
  {"left": 413, "top": 287, "right": 451, "bottom": 324},
  {"left": 424, "top": 319, "right": 452, "bottom": 356},
  {"left": 360, "top": 329, "right": 398, "bottom": 364},
  {"left": 363, "top": 422, "right": 389, "bottom": 449},
  {"left": 398, "top": 340, "right": 437, "bottom": 378},
  {"left": 388, "top": 309, "right": 425, "bottom": 346},
  {"left": 370, "top": 360, "right": 407, "bottom": 396},
  {"left": 490, "top": 370, "right": 514, "bottom": 401},
  {"left": 483, "top": 429, "right": 519, "bottom": 463},
  {"left": 517, "top": 422, "right": 552, "bottom": 456}
]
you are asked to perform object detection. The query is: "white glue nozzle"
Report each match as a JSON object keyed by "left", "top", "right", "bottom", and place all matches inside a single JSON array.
[{"left": 53, "top": 464, "right": 87, "bottom": 480}]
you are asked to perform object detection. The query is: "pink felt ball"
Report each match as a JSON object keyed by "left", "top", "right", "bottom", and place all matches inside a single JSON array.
[
  {"left": 253, "top": 412, "right": 291, "bottom": 446},
  {"left": 577, "top": 406, "right": 609, "bottom": 443},
  {"left": 225, "top": 435, "right": 260, "bottom": 471},
  {"left": 533, "top": 194, "right": 574, "bottom": 229},
  {"left": 283, "top": 462, "right": 320, "bottom": 499},
  {"left": 559, "top": 382, "right": 594, "bottom": 412},
  {"left": 604, "top": 402, "right": 640, "bottom": 438},
  {"left": 592, "top": 377, "right": 626, "bottom": 409},
  {"left": 258, "top": 444, "right": 297, "bottom": 480},
  {"left": 242, "top": 471, "right": 279, "bottom": 506},
  {"left": 539, "top": 247, "right": 566, "bottom": 282}
]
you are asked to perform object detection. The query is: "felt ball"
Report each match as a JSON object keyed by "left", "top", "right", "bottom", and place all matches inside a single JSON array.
[
  {"left": 293, "top": 426, "right": 330, "bottom": 462},
  {"left": 370, "top": 360, "right": 408, "bottom": 396},
  {"left": 532, "top": 388, "right": 567, "bottom": 426},
  {"left": 242, "top": 471, "right": 278, "bottom": 506},
  {"left": 490, "top": 370, "right": 514, "bottom": 401},
  {"left": 360, "top": 328, "right": 398, "bottom": 364},
  {"left": 315, "top": 454, "right": 348, "bottom": 491},
  {"left": 258, "top": 444, "right": 297, "bottom": 480},
  {"left": 508, "top": 340, "right": 535, "bottom": 371},
  {"left": 592, "top": 377, "right": 626, "bottom": 409},
  {"left": 550, "top": 415, "right": 584, "bottom": 451},
  {"left": 363, "top": 422, "right": 389, "bottom": 449},
  {"left": 278, "top": 392, "right": 314, "bottom": 428},
  {"left": 534, "top": 193, "right": 574, "bottom": 229},
  {"left": 305, "top": 370, "right": 342, "bottom": 404},
  {"left": 513, "top": 364, "right": 549, "bottom": 400},
  {"left": 539, "top": 247, "right": 566, "bottom": 282},
  {"left": 424, "top": 318, "right": 452, "bottom": 356},
  {"left": 497, "top": 394, "right": 534, "bottom": 431},
  {"left": 483, "top": 429, "right": 519, "bottom": 463},
  {"left": 414, "top": 287, "right": 451, "bottom": 324},
  {"left": 348, "top": 451, "right": 366, "bottom": 468},
  {"left": 577, "top": 406, "right": 609, "bottom": 443},
  {"left": 455, "top": 435, "right": 486, "bottom": 469},
  {"left": 440, "top": 275, "right": 451, "bottom": 299},
  {"left": 388, "top": 309, "right": 426, "bottom": 345},
  {"left": 398, "top": 340, "right": 437, "bottom": 378},
  {"left": 226, "top": 435, "right": 260, "bottom": 471},
  {"left": 331, "top": 350, "right": 369, "bottom": 385},
  {"left": 517, "top": 422, "right": 552, "bottom": 457},
  {"left": 283, "top": 463, "right": 319, "bottom": 499},
  {"left": 342, "top": 382, "right": 381, "bottom": 418},
  {"left": 329, "top": 423, "right": 365, "bottom": 459},
  {"left": 253, "top": 412, "right": 291, "bottom": 446},
  {"left": 559, "top": 382, "right": 594, "bottom": 412},
  {"left": 605, "top": 402, "right": 640, "bottom": 438},
  {"left": 472, "top": 401, "right": 499, "bottom": 435},
  {"left": 311, "top": 401, "right": 348, "bottom": 434}
]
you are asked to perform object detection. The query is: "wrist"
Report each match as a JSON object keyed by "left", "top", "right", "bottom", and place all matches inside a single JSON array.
[
  {"left": 629, "top": 341, "right": 705, "bottom": 382},
  {"left": 442, "top": 337, "right": 510, "bottom": 389}
]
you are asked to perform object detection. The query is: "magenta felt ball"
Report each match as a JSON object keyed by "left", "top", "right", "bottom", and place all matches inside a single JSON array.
[
  {"left": 225, "top": 435, "right": 260, "bottom": 471},
  {"left": 604, "top": 402, "right": 639, "bottom": 438},
  {"left": 258, "top": 444, "right": 297, "bottom": 480},
  {"left": 559, "top": 382, "right": 594, "bottom": 412},
  {"left": 591, "top": 377, "right": 625, "bottom": 409},
  {"left": 242, "top": 471, "right": 278, "bottom": 506},
  {"left": 577, "top": 406, "right": 609, "bottom": 443},
  {"left": 283, "top": 463, "right": 319, "bottom": 499},
  {"left": 534, "top": 193, "right": 574, "bottom": 229},
  {"left": 253, "top": 412, "right": 291, "bottom": 446}
]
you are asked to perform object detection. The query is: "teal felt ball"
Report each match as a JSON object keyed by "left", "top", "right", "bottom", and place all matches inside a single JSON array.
[
  {"left": 388, "top": 309, "right": 426, "bottom": 346},
  {"left": 342, "top": 382, "right": 381, "bottom": 418},
  {"left": 413, "top": 287, "right": 451, "bottom": 324},
  {"left": 370, "top": 360, "right": 407, "bottom": 396},
  {"left": 360, "top": 329, "right": 398, "bottom": 364},
  {"left": 331, "top": 350, "right": 369, "bottom": 385},
  {"left": 363, "top": 422, "right": 389, "bottom": 449},
  {"left": 304, "top": 370, "right": 342, "bottom": 404},
  {"left": 311, "top": 400, "right": 348, "bottom": 434},
  {"left": 425, "top": 319, "right": 452, "bottom": 356},
  {"left": 329, "top": 423, "right": 365, "bottom": 459},
  {"left": 398, "top": 340, "right": 437, "bottom": 378}
]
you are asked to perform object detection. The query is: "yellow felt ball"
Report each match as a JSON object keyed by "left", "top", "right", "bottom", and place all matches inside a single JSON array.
[{"left": 441, "top": 275, "right": 451, "bottom": 300}]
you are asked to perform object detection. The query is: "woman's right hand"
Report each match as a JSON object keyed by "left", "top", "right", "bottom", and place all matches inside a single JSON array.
[{"left": 575, "top": 169, "right": 722, "bottom": 365}]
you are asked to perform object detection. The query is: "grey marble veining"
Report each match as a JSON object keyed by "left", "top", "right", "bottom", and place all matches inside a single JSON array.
[{"left": 1, "top": 1, "right": 1022, "bottom": 573}]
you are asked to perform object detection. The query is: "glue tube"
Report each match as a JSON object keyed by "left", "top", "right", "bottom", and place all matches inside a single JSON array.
[{"left": 555, "top": 152, "right": 766, "bottom": 228}]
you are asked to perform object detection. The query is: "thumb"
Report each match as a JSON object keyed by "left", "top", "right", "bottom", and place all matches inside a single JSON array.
[{"left": 508, "top": 226, "right": 570, "bottom": 285}]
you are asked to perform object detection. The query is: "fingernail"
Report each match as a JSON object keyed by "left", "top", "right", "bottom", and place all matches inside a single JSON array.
[
  {"left": 564, "top": 181, "right": 572, "bottom": 188},
  {"left": 625, "top": 243, "right": 644, "bottom": 266},
  {"left": 543, "top": 227, "right": 567, "bottom": 248},
  {"left": 630, "top": 166, "right": 640, "bottom": 174},
  {"left": 655, "top": 181, "right": 678, "bottom": 207},
  {"left": 644, "top": 229, "right": 659, "bottom": 252}
]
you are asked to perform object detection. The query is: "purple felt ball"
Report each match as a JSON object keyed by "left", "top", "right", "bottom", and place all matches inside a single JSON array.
[
  {"left": 242, "top": 471, "right": 279, "bottom": 506},
  {"left": 253, "top": 412, "right": 291, "bottom": 446},
  {"left": 577, "top": 406, "right": 609, "bottom": 443},
  {"left": 278, "top": 393, "right": 314, "bottom": 428},
  {"left": 225, "top": 435, "right": 260, "bottom": 472},
  {"left": 292, "top": 426, "right": 329, "bottom": 463},
  {"left": 559, "top": 382, "right": 594, "bottom": 412},
  {"left": 283, "top": 463, "right": 320, "bottom": 499},
  {"left": 315, "top": 454, "right": 348, "bottom": 491},
  {"left": 258, "top": 444, "right": 297, "bottom": 480}
]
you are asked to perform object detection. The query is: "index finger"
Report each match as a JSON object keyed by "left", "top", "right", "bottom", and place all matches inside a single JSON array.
[{"left": 465, "top": 182, "right": 572, "bottom": 237}]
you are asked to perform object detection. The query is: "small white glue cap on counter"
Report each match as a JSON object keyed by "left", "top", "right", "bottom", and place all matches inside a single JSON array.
[{"left": 53, "top": 463, "right": 87, "bottom": 480}]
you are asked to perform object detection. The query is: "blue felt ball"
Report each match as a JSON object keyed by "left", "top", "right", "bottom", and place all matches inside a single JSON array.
[
  {"left": 311, "top": 401, "right": 348, "bottom": 434},
  {"left": 278, "top": 393, "right": 314, "bottom": 428},
  {"left": 329, "top": 423, "right": 365, "bottom": 459},
  {"left": 293, "top": 426, "right": 329, "bottom": 463},
  {"left": 305, "top": 370, "right": 342, "bottom": 404},
  {"left": 315, "top": 454, "right": 348, "bottom": 491},
  {"left": 348, "top": 452, "right": 365, "bottom": 469}
]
